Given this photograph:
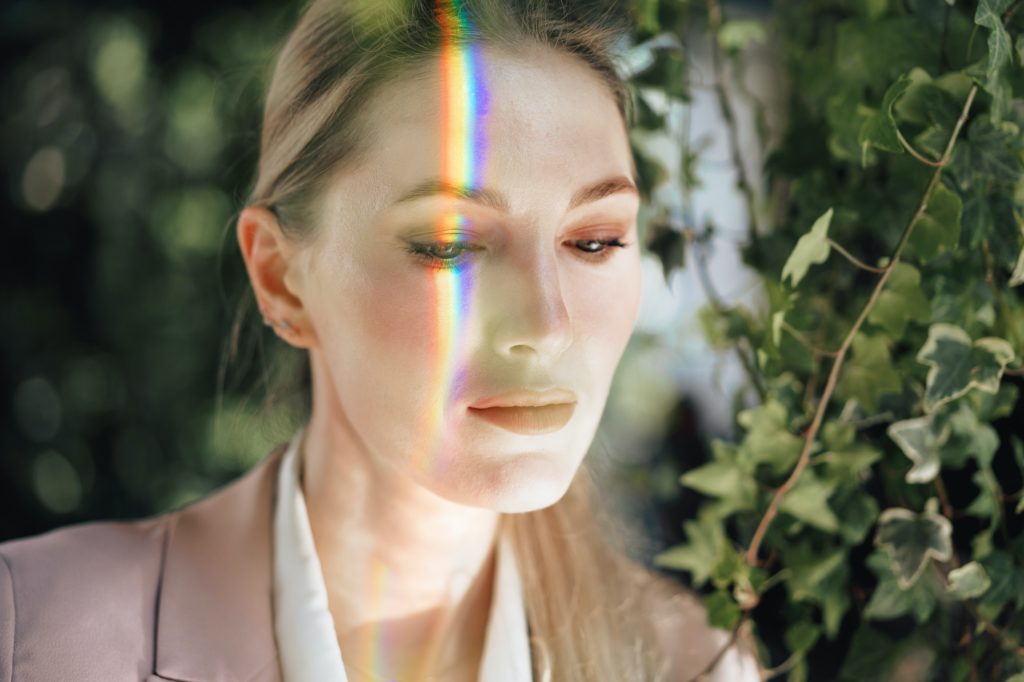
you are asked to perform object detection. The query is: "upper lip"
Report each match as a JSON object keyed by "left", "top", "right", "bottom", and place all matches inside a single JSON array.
[{"left": 469, "top": 388, "right": 578, "bottom": 409}]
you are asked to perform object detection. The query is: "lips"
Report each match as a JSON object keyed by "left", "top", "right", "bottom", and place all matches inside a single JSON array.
[{"left": 468, "top": 402, "right": 576, "bottom": 435}]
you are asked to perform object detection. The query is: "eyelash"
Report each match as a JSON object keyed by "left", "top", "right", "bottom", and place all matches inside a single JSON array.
[{"left": 405, "top": 238, "right": 631, "bottom": 271}]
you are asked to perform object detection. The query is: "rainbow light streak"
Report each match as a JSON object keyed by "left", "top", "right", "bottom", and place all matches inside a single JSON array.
[
  {"left": 363, "top": 3, "right": 489, "bottom": 679},
  {"left": 408, "top": 0, "right": 490, "bottom": 477}
]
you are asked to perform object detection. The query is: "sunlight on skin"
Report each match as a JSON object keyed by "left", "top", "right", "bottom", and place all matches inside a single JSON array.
[{"left": 368, "top": 3, "right": 489, "bottom": 678}]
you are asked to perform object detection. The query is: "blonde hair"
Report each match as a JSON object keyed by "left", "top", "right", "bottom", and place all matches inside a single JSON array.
[{"left": 228, "top": 0, "right": 676, "bottom": 679}]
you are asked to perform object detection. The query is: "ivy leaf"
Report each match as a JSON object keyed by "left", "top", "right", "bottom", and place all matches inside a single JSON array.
[
  {"left": 782, "top": 541, "right": 851, "bottom": 636},
  {"left": 782, "top": 208, "right": 833, "bottom": 287},
  {"left": 631, "top": 0, "right": 661, "bottom": 35},
  {"left": 867, "top": 263, "right": 930, "bottom": 337},
  {"left": 874, "top": 500, "right": 953, "bottom": 589},
  {"left": 916, "top": 323, "right": 1016, "bottom": 411},
  {"left": 1009, "top": 242, "right": 1024, "bottom": 287},
  {"left": 863, "top": 550, "right": 941, "bottom": 623},
  {"left": 680, "top": 460, "right": 756, "bottom": 501},
  {"left": 945, "top": 403, "right": 1000, "bottom": 469},
  {"left": 703, "top": 589, "right": 741, "bottom": 631},
  {"left": 887, "top": 414, "right": 951, "bottom": 484},
  {"left": 952, "top": 116, "right": 1024, "bottom": 189},
  {"left": 735, "top": 400, "right": 805, "bottom": 478},
  {"left": 946, "top": 561, "right": 992, "bottom": 599},
  {"left": 907, "top": 183, "right": 962, "bottom": 263},
  {"left": 654, "top": 508, "right": 727, "bottom": 586},
  {"left": 779, "top": 470, "right": 840, "bottom": 532},
  {"left": 974, "top": 0, "right": 1013, "bottom": 95},
  {"left": 977, "top": 551, "right": 1024, "bottom": 621},
  {"left": 836, "top": 333, "right": 902, "bottom": 413},
  {"left": 717, "top": 19, "right": 766, "bottom": 54},
  {"left": 858, "top": 74, "right": 913, "bottom": 164},
  {"left": 645, "top": 219, "right": 686, "bottom": 282}
]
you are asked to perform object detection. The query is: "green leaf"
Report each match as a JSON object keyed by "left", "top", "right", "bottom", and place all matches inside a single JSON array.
[
  {"left": 874, "top": 500, "right": 953, "bottom": 589},
  {"left": 779, "top": 470, "right": 840, "bottom": 532},
  {"left": 887, "top": 414, "right": 951, "bottom": 484},
  {"left": 916, "top": 323, "right": 1016, "bottom": 411},
  {"left": 654, "top": 508, "right": 728, "bottom": 586},
  {"left": 977, "top": 551, "right": 1024, "bottom": 620},
  {"left": 680, "top": 460, "right": 755, "bottom": 500},
  {"left": 736, "top": 400, "right": 804, "bottom": 476},
  {"left": 782, "top": 208, "right": 833, "bottom": 287},
  {"left": 907, "top": 183, "right": 962, "bottom": 263},
  {"left": 645, "top": 219, "right": 686, "bottom": 282},
  {"left": 945, "top": 403, "right": 1000, "bottom": 469},
  {"left": 863, "top": 550, "right": 941, "bottom": 622},
  {"left": 974, "top": 0, "right": 1013, "bottom": 95},
  {"left": 785, "top": 621, "right": 821, "bottom": 655},
  {"left": 946, "top": 561, "right": 992, "bottom": 599},
  {"left": 1010, "top": 242, "right": 1024, "bottom": 287},
  {"left": 703, "top": 589, "right": 741, "bottom": 631},
  {"left": 951, "top": 116, "right": 1024, "bottom": 188},
  {"left": 631, "top": 0, "right": 661, "bottom": 34},
  {"left": 831, "top": 486, "right": 881, "bottom": 545},
  {"left": 858, "top": 74, "right": 912, "bottom": 164},
  {"left": 717, "top": 19, "right": 766, "bottom": 53},
  {"left": 894, "top": 71, "right": 961, "bottom": 129},
  {"left": 836, "top": 333, "right": 903, "bottom": 413},
  {"left": 867, "top": 263, "right": 930, "bottom": 337}
]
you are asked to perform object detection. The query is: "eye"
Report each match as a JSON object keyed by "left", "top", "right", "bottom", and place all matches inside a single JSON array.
[
  {"left": 404, "top": 236, "right": 631, "bottom": 271},
  {"left": 405, "top": 240, "right": 482, "bottom": 271},
  {"left": 569, "top": 237, "right": 631, "bottom": 262}
]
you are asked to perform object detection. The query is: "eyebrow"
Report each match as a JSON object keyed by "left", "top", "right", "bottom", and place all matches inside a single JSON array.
[{"left": 391, "top": 174, "right": 639, "bottom": 213}]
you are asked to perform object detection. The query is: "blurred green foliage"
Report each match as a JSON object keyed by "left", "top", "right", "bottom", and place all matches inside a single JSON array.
[{"left": 0, "top": 1, "right": 305, "bottom": 537}]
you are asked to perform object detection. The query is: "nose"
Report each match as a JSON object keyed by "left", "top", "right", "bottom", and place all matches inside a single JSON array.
[{"left": 490, "top": 253, "right": 572, "bottom": 360}]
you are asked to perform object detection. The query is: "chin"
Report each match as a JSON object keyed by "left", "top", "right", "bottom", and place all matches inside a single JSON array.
[{"left": 434, "top": 449, "right": 580, "bottom": 513}]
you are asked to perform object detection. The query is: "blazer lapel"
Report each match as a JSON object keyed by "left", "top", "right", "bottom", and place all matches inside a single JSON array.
[{"left": 150, "top": 442, "right": 289, "bottom": 682}]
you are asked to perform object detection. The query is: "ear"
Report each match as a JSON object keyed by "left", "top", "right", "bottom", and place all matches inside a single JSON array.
[{"left": 236, "top": 206, "right": 317, "bottom": 349}]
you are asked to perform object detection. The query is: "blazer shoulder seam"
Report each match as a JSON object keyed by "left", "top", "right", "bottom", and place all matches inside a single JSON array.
[{"left": 150, "top": 513, "right": 176, "bottom": 676}]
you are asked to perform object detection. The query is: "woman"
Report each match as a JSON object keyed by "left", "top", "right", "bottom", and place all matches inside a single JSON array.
[{"left": 0, "top": 0, "right": 762, "bottom": 680}]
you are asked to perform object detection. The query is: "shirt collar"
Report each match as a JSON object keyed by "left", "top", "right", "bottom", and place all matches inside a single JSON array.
[{"left": 272, "top": 427, "right": 534, "bottom": 682}]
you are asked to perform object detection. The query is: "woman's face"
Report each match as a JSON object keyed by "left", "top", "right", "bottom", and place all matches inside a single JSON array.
[{"left": 285, "top": 43, "right": 641, "bottom": 512}]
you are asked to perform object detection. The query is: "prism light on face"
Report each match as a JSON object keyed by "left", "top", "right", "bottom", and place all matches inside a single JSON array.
[
  {"left": 359, "top": 3, "right": 491, "bottom": 677},
  {"left": 409, "top": 0, "right": 491, "bottom": 477}
]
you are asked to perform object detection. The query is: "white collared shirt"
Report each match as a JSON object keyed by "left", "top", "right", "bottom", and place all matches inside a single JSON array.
[{"left": 271, "top": 428, "right": 534, "bottom": 682}]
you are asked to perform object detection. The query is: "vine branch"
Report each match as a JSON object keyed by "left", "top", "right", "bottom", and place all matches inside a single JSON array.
[
  {"left": 743, "top": 84, "right": 978, "bottom": 567},
  {"left": 827, "top": 238, "right": 887, "bottom": 274},
  {"left": 895, "top": 126, "right": 945, "bottom": 168},
  {"left": 707, "top": 0, "right": 762, "bottom": 246}
]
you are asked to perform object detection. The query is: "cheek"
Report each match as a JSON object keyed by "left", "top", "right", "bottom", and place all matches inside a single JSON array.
[{"left": 570, "top": 257, "right": 642, "bottom": 356}]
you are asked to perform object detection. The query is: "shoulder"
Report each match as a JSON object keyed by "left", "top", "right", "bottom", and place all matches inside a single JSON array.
[
  {"left": 0, "top": 516, "right": 172, "bottom": 682},
  {"left": 0, "top": 515, "right": 170, "bottom": 597},
  {"left": 638, "top": 568, "right": 764, "bottom": 681}
]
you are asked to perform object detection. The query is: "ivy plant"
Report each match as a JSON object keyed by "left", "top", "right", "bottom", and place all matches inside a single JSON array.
[{"left": 627, "top": 0, "right": 1024, "bottom": 679}]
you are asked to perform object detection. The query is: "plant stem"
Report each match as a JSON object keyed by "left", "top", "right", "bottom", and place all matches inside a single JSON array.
[
  {"left": 707, "top": 0, "right": 762, "bottom": 246},
  {"left": 691, "top": 234, "right": 769, "bottom": 401},
  {"left": 743, "top": 84, "right": 978, "bottom": 567},
  {"left": 895, "top": 126, "right": 945, "bottom": 167},
  {"left": 827, "top": 238, "right": 887, "bottom": 273},
  {"left": 782, "top": 320, "right": 839, "bottom": 357}
]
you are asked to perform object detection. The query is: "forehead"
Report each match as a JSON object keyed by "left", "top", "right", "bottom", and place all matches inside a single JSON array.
[{"left": 327, "top": 42, "right": 632, "bottom": 219}]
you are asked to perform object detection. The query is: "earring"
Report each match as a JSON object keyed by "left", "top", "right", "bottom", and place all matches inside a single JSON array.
[{"left": 261, "top": 312, "right": 294, "bottom": 332}]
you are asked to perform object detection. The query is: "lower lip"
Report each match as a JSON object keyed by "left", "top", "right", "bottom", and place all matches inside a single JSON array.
[{"left": 468, "top": 403, "right": 576, "bottom": 435}]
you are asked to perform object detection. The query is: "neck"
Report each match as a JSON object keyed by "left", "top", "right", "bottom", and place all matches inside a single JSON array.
[{"left": 299, "top": 353, "right": 502, "bottom": 678}]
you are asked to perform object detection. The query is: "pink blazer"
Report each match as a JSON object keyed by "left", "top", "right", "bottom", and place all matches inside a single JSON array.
[{"left": 0, "top": 442, "right": 290, "bottom": 682}]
